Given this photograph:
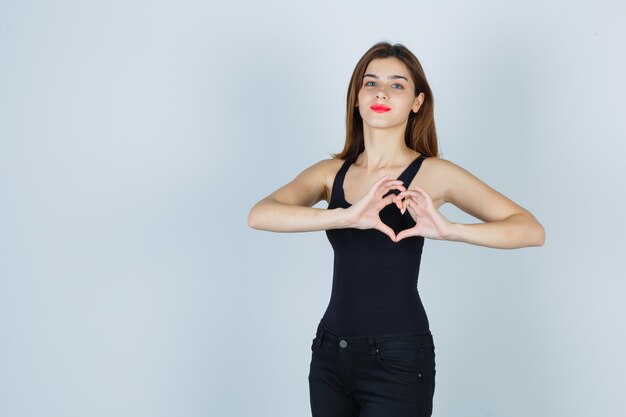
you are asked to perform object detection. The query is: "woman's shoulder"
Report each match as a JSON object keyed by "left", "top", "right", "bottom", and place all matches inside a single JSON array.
[
  {"left": 311, "top": 157, "right": 349, "bottom": 204},
  {"left": 314, "top": 157, "right": 348, "bottom": 175},
  {"left": 293, "top": 157, "right": 345, "bottom": 186},
  {"left": 423, "top": 156, "right": 474, "bottom": 178},
  {"left": 415, "top": 155, "right": 478, "bottom": 188},
  {"left": 419, "top": 155, "right": 457, "bottom": 175}
]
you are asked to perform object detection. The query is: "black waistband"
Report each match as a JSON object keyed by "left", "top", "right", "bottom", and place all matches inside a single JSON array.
[{"left": 314, "top": 321, "right": 434, "bottom": 354}]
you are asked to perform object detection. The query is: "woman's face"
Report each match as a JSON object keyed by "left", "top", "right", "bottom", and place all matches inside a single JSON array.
[{"left": 356, "top": 57, "right": 424, "bottom": 129}]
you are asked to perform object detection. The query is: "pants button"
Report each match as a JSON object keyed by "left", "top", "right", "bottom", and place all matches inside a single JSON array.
[{"left": 339, "top": 339, "right": 347, "bottom": 348}]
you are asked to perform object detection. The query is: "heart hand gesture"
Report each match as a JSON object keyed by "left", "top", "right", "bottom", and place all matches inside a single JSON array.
[
  {"left": 391, "top": 185, "right": 453, "bottom": 242},
  {"left": 345, "top": 175, "right": 407, "bottom": 242}
]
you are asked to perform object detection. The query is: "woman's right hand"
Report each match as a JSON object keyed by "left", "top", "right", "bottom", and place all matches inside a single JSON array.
[{"left": 344, "top": 175, "right": 406, "bottom": 241}]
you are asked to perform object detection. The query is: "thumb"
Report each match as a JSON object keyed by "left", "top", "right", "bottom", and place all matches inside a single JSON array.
[
  {"left": 395, "top": 229, "right": 414, "bottom": 242},
  {"left": 376, "top": 222, "right": 397, "bottom": 242}
]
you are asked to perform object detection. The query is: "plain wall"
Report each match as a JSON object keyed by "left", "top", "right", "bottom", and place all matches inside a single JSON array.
[{"left": 1, "top": 1, "right": 625, "bottom": 416}]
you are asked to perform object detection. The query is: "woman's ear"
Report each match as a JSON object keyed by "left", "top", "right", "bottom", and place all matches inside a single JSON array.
[{"left": 412, "top": 92, "right": 424, "bottom": 112}]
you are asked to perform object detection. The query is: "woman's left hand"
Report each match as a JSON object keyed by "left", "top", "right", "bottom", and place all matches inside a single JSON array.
[{"left": 392, "top": 186, "right": 454, "bottom": 242}]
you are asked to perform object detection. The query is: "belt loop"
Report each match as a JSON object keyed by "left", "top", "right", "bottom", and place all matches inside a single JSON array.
[{"left": 428, "top": 331, "right": 434, "bottom": 348}]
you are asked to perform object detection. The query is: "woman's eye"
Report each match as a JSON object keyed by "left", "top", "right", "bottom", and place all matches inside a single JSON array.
[{"left": 364, "top": 81, "right": 404, "bottom": 89}]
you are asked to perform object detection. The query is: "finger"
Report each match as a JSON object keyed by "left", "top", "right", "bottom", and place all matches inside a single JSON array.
[
  {"left": 375, "top": 174, "right": 393, "bottom": 184},
  {"left": 399, "top": 192, "right": 424, "bottom": 208},
  {"left": 380, "top": 182, "right": 406, "bottom": 195},
  {"left": 395, "top": 194, "right": 417, "bottom": 215},
  {"left": 392, "top": 193, "right": 414, "bottom": 213},
  {"left": 374, "top": 180, "right": 405, "bottom": 201},
  {"left": 394, "top": 194, "right": 409, "bottom": 208},
  {"left": 395, "top": 189, "right": 421, "bottom": 200},
  {"left": 383, "top": 192, "right": 406, "bottom": 208},
  {"left": 406, "top": 198, "right": 419, "bottom": 213},
  {"left": 392, "top": 191, "right": 409, "bottom": 205},
  {"left": 366, "top": 177, "right": 400, "bottom": 202},
  {"left": 394, "top": 196, "right": 406, "bottom": 214},
  {"left": 382, "top": 193, "right": 400, "bottom": 207},
  {"left": 380, "top": 185, "right": 406, "bottom": 197},
  {"left": 385, "top": 193, "right": 408, "bottom": 207},
  {"left": 369, "top": 175, "right": 391, "bottom": 193},
  {"left": 411, "top": 186, "right": 433, "bottom": 203},
  {"left": 395, "top": 228, "right": 417, "bottom": 242}
]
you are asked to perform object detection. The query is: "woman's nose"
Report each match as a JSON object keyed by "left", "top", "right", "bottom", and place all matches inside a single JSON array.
[{"left": 376, "top": 88, "right": 387, "bottom": 99}]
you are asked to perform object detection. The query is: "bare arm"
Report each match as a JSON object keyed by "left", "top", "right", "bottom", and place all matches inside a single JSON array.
[
  {"left": 440, "top": 158, "right": 545, "bottom": 248},
  {"left": 393, "top": 158, "right": 545, "bottom": 248},
  {"left": 447, "top": 212, "right": 544, "bottom": 249},
  {"left": 248, "top": 160, "right": 351, "bottom": 232}
]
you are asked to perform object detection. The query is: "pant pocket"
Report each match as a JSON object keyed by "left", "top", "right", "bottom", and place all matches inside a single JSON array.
[{"left": 376, "top": 343, "right": 425, "bottom": 374}]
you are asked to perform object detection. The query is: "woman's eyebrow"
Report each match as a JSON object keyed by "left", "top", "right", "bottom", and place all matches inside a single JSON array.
[{"left": 364, "top": 73, "right": 408, "bottom": 82}]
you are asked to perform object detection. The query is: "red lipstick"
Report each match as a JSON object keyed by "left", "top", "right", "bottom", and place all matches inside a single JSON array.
[{"left": 371, "top": 104, "right": 391, "bottom": 113}]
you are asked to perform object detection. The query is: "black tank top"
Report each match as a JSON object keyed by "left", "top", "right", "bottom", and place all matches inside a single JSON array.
[{"left": 320, "top": 153, "right": 430, "bottom": 336}]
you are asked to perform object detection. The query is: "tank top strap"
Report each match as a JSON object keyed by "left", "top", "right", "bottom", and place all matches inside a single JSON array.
[
  {"left": 399, "top": 155, "right": 427, "bottom": 187},
  {"left": 330, "top": 156, "right": 358, "bottom": 204}
]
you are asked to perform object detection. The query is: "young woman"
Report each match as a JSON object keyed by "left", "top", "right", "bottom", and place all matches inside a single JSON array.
[{"left": 248, "top": 41, "right": 545, "bottom": 417}]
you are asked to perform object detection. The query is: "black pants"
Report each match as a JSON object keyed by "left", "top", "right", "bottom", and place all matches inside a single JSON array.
[{"left": 308, "top": 321, "right": 436, "bottom": 417}]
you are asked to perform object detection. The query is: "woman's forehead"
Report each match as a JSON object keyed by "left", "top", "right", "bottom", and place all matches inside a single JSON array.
[{"left": 364, "top": 58, "right": 410, "bottom": 79}]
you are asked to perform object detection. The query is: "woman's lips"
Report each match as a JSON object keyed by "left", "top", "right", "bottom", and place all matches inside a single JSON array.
[{"left": 370, "top": 104, "right": 391, "bottom": 113}]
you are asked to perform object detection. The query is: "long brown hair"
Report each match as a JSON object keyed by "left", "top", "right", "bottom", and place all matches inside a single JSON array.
[{"left": 331, "top": 41, "right": 440, "bottom": 160}]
